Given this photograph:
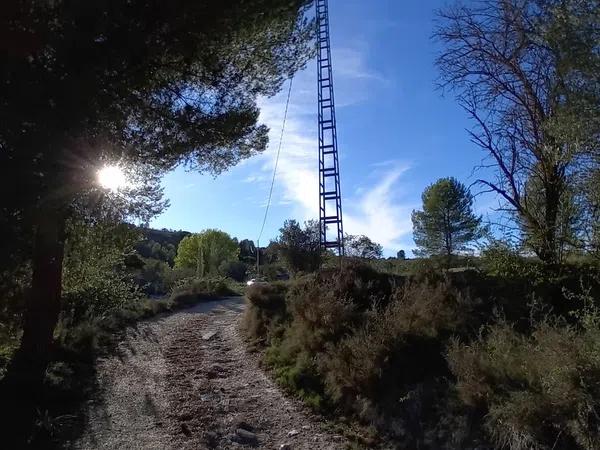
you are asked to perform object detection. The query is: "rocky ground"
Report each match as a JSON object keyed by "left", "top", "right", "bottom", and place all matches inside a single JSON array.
[{"left": 71, "top": 298, "right": 349, "bottom": 450}]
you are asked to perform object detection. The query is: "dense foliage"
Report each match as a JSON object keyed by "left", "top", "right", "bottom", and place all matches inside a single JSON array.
[
  {"left": 244, "top": 261, "right": 600, "bottom": 449},
  {"left": 175, "top": 229, "right": 240, "bottom": 277},
  {"left": 273, "top": 219, "right": 322, "bottom": 274}
]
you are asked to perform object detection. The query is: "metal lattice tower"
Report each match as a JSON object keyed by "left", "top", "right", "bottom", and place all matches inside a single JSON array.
[{"left": 317, "top": 0, "right": 344, "bottom": 255}]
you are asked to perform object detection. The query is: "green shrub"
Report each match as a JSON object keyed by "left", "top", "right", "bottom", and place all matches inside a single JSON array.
[
  {"left": 169, "top": 276, "right": 237, "bottom": 307},
  {"left": 0, "top": 325, "right": 20, "bottom": 379},
  {"left": 448, "top": 315, "right": 600, "bottom": 449},
  {"left": 54, "top": 297, "right": 174, "bottom": 363},
  {"left": 246, "top": 281, "right": 288, "bottom": 310},
  {"left": 247, "top": 264, "right": 492, "bottom": 443},
  {"left": 61, "top": 277, "right": 142, "bottom": 326},
  {"left": 243, "top": 282, "right": 289, "bottom": 343},
  {"left": 480, "top": 241, "right": 544, "bottom": 281},
  {"left": 320, "top": 273, "right": 487, "bottom": 416},
  {"left": 266, "top": 345, "right": 325, "bottom": 410},
  {"left": 256, "top": 263, "right": 288, "bottom": 281},
  {"left": 246, "top": 261, "right": 600, "bottom": 448},
  {"left": 135, "top": 258, "right": 174, "bottom": 295}
]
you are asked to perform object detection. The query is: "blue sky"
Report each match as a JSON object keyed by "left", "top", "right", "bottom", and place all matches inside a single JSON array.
[{"left": 151, "top": 0, "right": 499, "bottom": 256}]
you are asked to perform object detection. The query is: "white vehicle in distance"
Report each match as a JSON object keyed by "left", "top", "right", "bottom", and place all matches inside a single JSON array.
[{"left": 246, "top": 278, "right": 268, "bottom": 286}]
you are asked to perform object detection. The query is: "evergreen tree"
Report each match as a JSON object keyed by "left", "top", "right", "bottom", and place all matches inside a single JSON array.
[
  {"left": 412, "top": 178, "right": 483, "bottom": 260},
  {"left": 276, "top": 220, "right": 322, "bottom": 274}
]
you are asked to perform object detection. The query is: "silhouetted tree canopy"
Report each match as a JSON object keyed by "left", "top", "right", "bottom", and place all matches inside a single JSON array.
[{"left": 0, "top": 0, "right": 315, "bottom": 441}]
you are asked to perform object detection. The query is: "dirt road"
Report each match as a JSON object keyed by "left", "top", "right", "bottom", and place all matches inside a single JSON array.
[{"left": 72, "top": 298, "right": 347, "bottom": 449}]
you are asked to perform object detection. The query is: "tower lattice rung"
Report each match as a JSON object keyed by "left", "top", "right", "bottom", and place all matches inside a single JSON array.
[{"left": 317, "top": 0, "right": 344, "bottom": 257}]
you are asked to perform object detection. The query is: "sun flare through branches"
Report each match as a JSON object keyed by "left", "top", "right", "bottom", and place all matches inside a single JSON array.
[{"left": 97, "top": 165, "right": 129, "bottom": 192}]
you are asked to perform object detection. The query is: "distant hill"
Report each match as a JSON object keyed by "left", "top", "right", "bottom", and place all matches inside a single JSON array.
[
  {"left": 139, "top": 227, "right": 191, "bottom": 247},
  {"left": 134, "top": 227, "right": 191, "bottom": 265}
]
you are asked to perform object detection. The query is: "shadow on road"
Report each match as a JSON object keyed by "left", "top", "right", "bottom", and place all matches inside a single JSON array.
[{"left": 181, "top": 296, "right": 245, "bottom": 315}]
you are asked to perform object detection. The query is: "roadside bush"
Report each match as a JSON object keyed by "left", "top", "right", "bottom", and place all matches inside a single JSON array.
[
  {"left": 60, "top": 276, "right": 142, "bottom": 327},
  {"left": 247, "top": 264, "right": 494, "bottom": 444},
  {"left": 243, "top": 282, "right": 289, "bottom": 343},
  {"left": 0, "top": 267, "right": 27, "bottom": 378},
  {"left": 480, "top": 241, "right": 544, "bottom": 281},
  {"left": 169, "top": 276, "right": 237, "bottom": 307},
  {"left": 246, "top": 282, "right": 288, "bottom": 311},
  {"left": 0, "top": 322, "right": 21, "bottom": 379},
  {"left": 321, "top": 273, "right": 487, "bottom": 421},
  {"left": 448, "top": 313, "right": 600, "bottom": 450},
  {"left": 55, "top": 297, "right": 174, "bottom": 361},
  {"left": 266, "top": 346, "right": 325, "bottom": 410},
  {"left": 246, "top": 260, "right": 600, "bottom": 448},
  {"left": 256, "top": 263, "right": 288, "bottom": 282},
  {"left": 135, "top": 258, "right": 173, "bottom": 295}
]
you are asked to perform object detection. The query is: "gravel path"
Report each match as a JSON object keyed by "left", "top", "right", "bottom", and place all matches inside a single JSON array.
[{"left": 73, "top": 298, "right": 347, "bottom": 449}]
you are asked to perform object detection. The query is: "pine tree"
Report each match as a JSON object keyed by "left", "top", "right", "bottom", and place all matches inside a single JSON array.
[{"left": 412, "top": 178, "right": 483, "bottom": 261}]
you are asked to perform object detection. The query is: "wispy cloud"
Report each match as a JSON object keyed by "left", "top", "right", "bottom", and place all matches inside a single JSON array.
[
  {"left": 344, "top": 162, "right": 415, "bottom": 252},
  {"left": 334, "top": 47, "right": 385, "bottom": 82},
  {"left": 242, "top": 174, "right": 267, "bottom": 184}
]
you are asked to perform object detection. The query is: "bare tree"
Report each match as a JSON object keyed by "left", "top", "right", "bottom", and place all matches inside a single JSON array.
[{"left": 435, "top": 0, "right": 600, "bottom": 264}]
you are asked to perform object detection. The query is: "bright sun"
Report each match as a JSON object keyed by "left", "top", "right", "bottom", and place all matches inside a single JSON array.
[{"left": 97, "top": 165, "right": 128, "bottom": 191}]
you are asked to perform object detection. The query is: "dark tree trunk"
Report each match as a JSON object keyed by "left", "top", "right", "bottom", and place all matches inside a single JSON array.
[
  {"left": 538, "top": 170, "right": 562, "bottom": 266},
  {"left": 0, "top": 208, "right": 66, "bottom": 444}
]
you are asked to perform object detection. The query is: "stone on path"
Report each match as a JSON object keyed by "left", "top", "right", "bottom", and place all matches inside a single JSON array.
[
  {"left": 232, "top": 428, "right": 258, "bottom": 445},
  {"left": 202, "top": 330, "right": 218, "bottom": 341}
]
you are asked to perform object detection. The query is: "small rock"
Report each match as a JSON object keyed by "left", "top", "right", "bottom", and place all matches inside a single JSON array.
[
  {"left": 279, "top": 444, "right": 292, "bottom": 450},
  {"left": 202, "top": 330, "right": 218, "bottom": 340},
  {"left": 181, "top": 423, "right": 191, "bottom": 436},
  {"left": 288, "top": 429, "right": 300, "bottom": 437},
  {"left": 301, "top": 425, "right": 310, "bottom": 431},
  {"left": 232, "top": 428, "right": 258, "bottom": 444}
]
